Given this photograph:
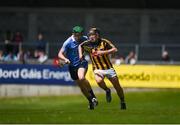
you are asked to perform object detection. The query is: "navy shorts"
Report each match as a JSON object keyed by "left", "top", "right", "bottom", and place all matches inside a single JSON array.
[{"left": 69, "top": 60, "right": 88, "bottom": 80}]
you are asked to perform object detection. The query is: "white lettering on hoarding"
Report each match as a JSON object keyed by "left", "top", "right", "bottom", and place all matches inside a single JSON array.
[
  {"left": 0, "top": 68, "right": 72, "bottom": 81},
  {"left": 20, "top": 69, "right": 42, "bottom": 79},
  {"left": 0, "top": 69, "right": 19, "bottom": 79},
  {"left": 43, "top": 69, "right": 73, "bottom": 81}
]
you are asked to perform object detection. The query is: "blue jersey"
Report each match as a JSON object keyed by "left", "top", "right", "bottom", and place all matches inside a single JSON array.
[{"left": 61, "top": 35, "right": 87, "bottom": 67}]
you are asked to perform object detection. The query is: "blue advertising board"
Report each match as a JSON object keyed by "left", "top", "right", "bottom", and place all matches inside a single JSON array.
[{"left": 0, "top": 64, "right": 75, "bottom": 85}]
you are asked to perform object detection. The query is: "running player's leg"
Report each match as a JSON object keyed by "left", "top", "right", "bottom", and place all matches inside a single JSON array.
[
  {"left": 75, "top": 80, "right": 95, "bottom": 109},
  {"left": 78, "top": 67, "right": 96, "bottom": 98},
  {"left": 78, "top": 60, "right": 97, "bottom": 100},
  {"left": 108, "top": 76, "right": 126, "bottom": 109},
  {"left": 94, "top": 73, "right": 109, "bottom": 91},
  {"left": 75, "top": 79, "right": 91, "bottom": 100},
  {"left": 78, "top": 67, "right": 98, "bottom": 106},
  {"left": 94, "top": 73, "right": 112, "bottom": 102},
  {"left": 69, "top": 66, "right": 94, "bottom": 109}
]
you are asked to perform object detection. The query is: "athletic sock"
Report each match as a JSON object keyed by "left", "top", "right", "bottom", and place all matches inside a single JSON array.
[
  {"left": 89, "top": 90, "right": 96, "bottom": 98},
  {"left": 106, "top": 88, "right": 110, "bottom": 92},
  {"left": 88, "top": 96, "right": 93, "bottom": 102},
  {"left": 120, "top": 97, "right": 125, "bottom": 103}
]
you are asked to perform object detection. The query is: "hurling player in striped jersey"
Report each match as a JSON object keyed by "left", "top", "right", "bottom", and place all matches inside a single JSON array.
[{"left": 79, "top": 27, "right": 126, "bottom": 109}]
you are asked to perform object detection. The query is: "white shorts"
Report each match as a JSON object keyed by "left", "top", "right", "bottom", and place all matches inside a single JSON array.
[{"left": 94, "top": 68, "right": 117, "bottom": 79}]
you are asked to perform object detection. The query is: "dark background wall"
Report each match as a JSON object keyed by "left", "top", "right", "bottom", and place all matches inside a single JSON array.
[
  {"left": 1, "top": 8, "right": 180, "bottom": 45},
  {"left": 0, "top": 0, "right": 180, "bottom": 9},
  {"left": 0, "top": 0, "right": 180, "bottom": 60}
]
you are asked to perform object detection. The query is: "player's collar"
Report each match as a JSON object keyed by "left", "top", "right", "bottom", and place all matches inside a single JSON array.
[
  {"left": 91, "top": 38, "right": 101, "bottom": 45},
  {"left": 71, "top": 35, "right": 75, "bottom": 41}
]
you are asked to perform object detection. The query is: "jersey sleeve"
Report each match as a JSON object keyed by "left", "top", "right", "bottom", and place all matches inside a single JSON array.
[
  {"left": 61, "top": 39, "right": 69, "bottom": 54},
  {"left": 104, "top": 39, "right": 115, "bottom": 49},
  {"left": 80, "top": 41, "right": 92, "bottom": 53}
]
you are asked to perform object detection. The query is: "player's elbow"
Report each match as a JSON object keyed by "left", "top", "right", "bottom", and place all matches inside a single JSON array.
[
  {"left": 113, "top": 47, "right": 118, "bottom": 52},
  {"left": 58, "top": 51, "right": 63, "bottom": 59},
  {"left": 78, "top": 45, "right": 82, "bottom": 52},
  {"left": 78, "top": 46, "right": 83, "bottom": 57},
  {"left": 58, "top": 53, "right": 61, "bottom": 59}
]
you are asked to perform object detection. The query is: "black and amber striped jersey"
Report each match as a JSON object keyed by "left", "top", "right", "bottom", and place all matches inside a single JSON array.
[{"left": 81, "top": 38, "right": 115, "bottom": 70}]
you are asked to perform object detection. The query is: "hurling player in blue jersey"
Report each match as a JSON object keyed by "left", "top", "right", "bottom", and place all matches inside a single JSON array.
[{"left": 58, "top": 26, "right": 98, "bottom": 110}]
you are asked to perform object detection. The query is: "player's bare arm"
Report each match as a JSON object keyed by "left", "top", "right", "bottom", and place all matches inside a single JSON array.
[
  {"left": 94, "top": 47, "right": 118, "bottom": 56},
  {"left": 78, "top": 43, "right": 84, "bottom": 60},
  {"left": 58, "top": 48, "right": 70, "bottom": 64}
]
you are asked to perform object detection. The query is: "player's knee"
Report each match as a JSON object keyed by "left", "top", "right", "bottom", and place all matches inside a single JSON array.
[
  {"left": 95, "top": 74, "right": 104, "bottom": 83},
  {"left": 78, "top": 75, "right": 85, "bottom": 81},
  {"left": 96, "top": 78, "right": 103, "bottom": 83}
]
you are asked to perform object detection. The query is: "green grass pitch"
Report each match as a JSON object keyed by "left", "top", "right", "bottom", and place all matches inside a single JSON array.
[{"left": 0, "top": 89, "right": 180, "bottom": 124}]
